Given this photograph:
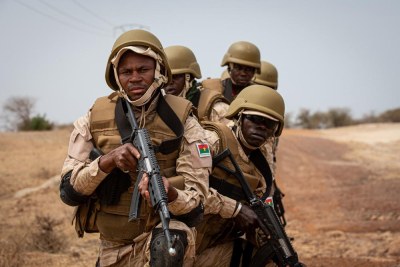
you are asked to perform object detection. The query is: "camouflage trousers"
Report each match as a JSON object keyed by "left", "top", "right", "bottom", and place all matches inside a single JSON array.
[
  {"left": 98, "top": 220, "right": 196, "bottom": 267},
  {"left": 194, "top": 241, "right": 234, "bottom": 267}
]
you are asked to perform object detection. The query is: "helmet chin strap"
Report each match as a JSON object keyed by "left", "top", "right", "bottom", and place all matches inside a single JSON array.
[
  {"left": 178, "top": 73, "right": 191, "bottom": 98},
  {"left": 111, "top": 46, "right": 168, "bottom": 107},
  {"left": 235, "top": 111, "right": 264, "bottom": 151}
]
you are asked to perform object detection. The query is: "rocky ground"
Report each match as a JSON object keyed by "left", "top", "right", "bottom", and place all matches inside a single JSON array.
[{"left": 0, "top": 123, "right": 399, "bottom": 266}]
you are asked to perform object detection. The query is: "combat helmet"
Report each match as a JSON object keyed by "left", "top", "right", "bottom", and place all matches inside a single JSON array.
[
  {"left": 164, "top": 45, "right": 201, "bottom": 79},
  {"left": 221, "top": 41, "right": 261, "bottom": 73},
  {"left": 225, "top": 85, "right": 285, "bottom": 136},
  {"left": 105, "top": 29, "right": 171, "bottom": 91},
  {"left": 253, "top": 60, "right": 278, "bottom": 89}
]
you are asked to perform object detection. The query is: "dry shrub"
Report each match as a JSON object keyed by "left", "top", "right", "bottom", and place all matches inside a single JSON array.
[
  {"left": 29, "top": 215, "right": 67, "bottom": 253},
  {"left": 0, "top": 233, "right": 27, "bottom": 267}
]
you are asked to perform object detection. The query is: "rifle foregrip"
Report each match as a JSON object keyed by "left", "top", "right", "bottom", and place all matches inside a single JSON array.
[{"left": 254, "top": 202, "right": 299, "bottom": 264}]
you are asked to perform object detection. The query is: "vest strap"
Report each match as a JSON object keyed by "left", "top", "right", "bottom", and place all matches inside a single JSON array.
[
  {"left": 114, "top": 96, "right": 184, "bottom": 155},
  {"left": 223, "top": 79, "right": 234, "bottom": 103},
  {"left": 249, "top": 149, "right": 273, "bottom": 199},
  {"left": 209, "top": 175, "right": 245, "bottom": 202},
  {"left": 156, "top": 95, "right": 184, "bottom": 154}
]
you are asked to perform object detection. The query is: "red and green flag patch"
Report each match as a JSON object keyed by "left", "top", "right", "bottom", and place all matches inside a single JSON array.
[
  {"left": 265, "top": 196, "right": 274, "bottom": 207},
  {"left": 196, "top": 143, "right": 211, "bottom": 158}
]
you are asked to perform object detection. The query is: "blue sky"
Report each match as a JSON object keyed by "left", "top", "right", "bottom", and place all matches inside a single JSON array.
[{"left": 1, "top": 0, "right": 399, "bottom": 126}]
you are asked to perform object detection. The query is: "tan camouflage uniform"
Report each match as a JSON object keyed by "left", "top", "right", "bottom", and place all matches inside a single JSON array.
[
  {"left": 194, "top": 129, "right": 268, "bottom": 267},
  {"left": 208, "top": 101, "right": 230, "bottom": 125},
  {"left": 61, "top": 102, "right": 212, "bottom": 267}
]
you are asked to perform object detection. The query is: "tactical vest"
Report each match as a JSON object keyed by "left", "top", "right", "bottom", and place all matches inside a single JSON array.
[
  {"left": 196, "top": 89, "right": 229, "bottom": 122},
  {"left": 195, "top": 121, "right": 264, "bottom": 253},
  {"left": 202, "top": 78, "right": 238, "bottom": 103},
  {"left": 90, "top": 92, "right": 192, "bottom": 243},
  {"left": 201, "top": 78, "right": 224, "bottom": 94}
]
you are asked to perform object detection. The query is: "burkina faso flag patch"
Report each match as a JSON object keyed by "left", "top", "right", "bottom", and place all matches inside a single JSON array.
[{"left": 196, "top": 143, "right": 211, "bottom": 158}]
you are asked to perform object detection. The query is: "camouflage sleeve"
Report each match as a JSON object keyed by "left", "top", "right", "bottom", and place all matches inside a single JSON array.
[
  {"left": 199, "top": 128, "right": 239, "bottom": 219},
  {"left": 60, "top": 112, "right": 108, "bottom": 196},
  {"left": 167, "top": 116, "right": 212, "bottom": 215},
  {"left": 205, "top": 188, "right": 238, "bottom": 219},
  {"left": 209, "top": 101, "right": 231, "bottom": 125}
]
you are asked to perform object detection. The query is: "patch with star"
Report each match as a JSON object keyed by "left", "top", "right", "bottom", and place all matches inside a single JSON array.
[{"left": 196, "top": 143, "right": 211, "bottom": 158}]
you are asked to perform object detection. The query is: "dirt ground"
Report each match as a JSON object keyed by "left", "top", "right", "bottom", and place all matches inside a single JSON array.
[{"left": 0, "top": 123, "right": 399, "bottom": 267}]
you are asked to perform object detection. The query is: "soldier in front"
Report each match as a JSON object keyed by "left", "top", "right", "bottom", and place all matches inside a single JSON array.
[{"left": 59, "top": 29, "right": 211, "bottom": 267}]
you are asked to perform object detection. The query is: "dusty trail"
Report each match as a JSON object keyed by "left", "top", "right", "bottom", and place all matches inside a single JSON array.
[
  {"left": 276, "top": 126, "right": 400, "bottom": 266},
  {"left": 0, "top": 124, "right": 399, "bottom": 266}
]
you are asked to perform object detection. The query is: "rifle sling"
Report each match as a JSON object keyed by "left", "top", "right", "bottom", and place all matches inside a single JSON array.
[
  {"left": 212, "top": 148, "right": 273, "bottom": 202},
  {"left": 115, "top": 96, "right": 183, "bottom": 155},
  {"left": 209, "top": 175, "right": 245, "bottom": 202},
  {"left": 249, "top": 149, "right": 273, "bottom": 200}
]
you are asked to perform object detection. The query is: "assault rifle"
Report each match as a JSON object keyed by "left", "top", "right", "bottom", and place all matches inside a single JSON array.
[
  {"left": 123, "top": 99, "right": 177, "bottom": 256},
  {"left": 213, "top": 149, "right": 302, "bottom": 267}
]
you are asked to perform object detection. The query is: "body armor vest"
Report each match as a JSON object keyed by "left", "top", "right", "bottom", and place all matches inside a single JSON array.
[
  {"left": 196, "top": 121, "right": 264, "bottom": 253},
  {"left": 201, "top": 78, "right": 224, "bottom": 94},
  {"left": 90, "top": 92, "right": 192, "bottom": 243},
  {"left": 202, "top": 78, "right": 249, "bottom": 103},
  {"left": 197, "top": 89, "right": 229, "bottom": 122}
]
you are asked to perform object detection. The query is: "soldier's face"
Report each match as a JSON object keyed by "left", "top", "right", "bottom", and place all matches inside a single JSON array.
[
  {"left": 230, "top": 63, "right": 255, "bottom": 87},
  {"left": 117, "top": 51, "right": 156, "bottom": 101},
  {"left": 165, "top": 74, "right": 186, "bottom": 96},
  {"left": 241, "top": 114, "right": 277, "bottom": 147}
]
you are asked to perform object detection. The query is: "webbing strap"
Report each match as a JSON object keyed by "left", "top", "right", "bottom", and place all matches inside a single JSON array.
[
  {"left": 249, "top": 149, "right": 273, "bottom": 200},
  {"left": 156, "top": 96, "right": 184, "bottom": 154},
  {"left": 115, "top": 96, "right": 183, "bottom": 155}
]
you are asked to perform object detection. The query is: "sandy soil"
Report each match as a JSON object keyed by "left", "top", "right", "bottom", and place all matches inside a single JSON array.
[{"left": 0, "top": 123, "right": 399, "bottom": 266}]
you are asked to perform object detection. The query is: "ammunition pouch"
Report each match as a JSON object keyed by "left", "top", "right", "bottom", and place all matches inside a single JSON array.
[{"left": 72, "top": 195, "right": 99, "bottom": 237}]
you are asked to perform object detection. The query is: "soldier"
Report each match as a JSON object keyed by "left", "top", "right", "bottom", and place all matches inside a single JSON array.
[
  {"left": 59, "top": 29, "right": 212, "bottom": 267},
  {"left": 253, "top": 60, "right": 279, "bottom": 90},
  {"left": 253, "top": 59, "right": 286, "bottom": 228},
  {"left": 201, "top": 41, "right": 261, "bottom": 103},
  {"left": 194, "top": 85, "right": 285, "bottom": 266},
  {"left": 164, "top": 45, "right": 230, "bottom": 123}
]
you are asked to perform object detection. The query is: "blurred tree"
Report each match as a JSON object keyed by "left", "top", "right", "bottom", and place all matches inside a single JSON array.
[
  {"left": 326, "top": 108, "right": 353, "bottom": 127},
  {"left": 379, "top": 108, "right": 400, "bottom": 122},
  {"left": 30, "top": 114, "right": 54, "bottom": 131},
  {"left": 1, "top": 96, "right": 53, "bottom": 131},
  {"left": 1, "top": 96, "right": 35, "bottom": 131}
]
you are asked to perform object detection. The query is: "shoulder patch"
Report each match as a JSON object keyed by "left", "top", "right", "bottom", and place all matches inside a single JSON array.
[
  {"left": 196, "top": 143, "right": 211, "bottom": 158},
  {"left": 265, "top": 196, "right": 274, "bottom": 207}
]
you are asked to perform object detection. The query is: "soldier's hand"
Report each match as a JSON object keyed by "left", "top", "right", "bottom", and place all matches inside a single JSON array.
[
  {"left": 138, "top": 175, "right": 177, "bottom": 205},
  {"left": 138, "top": 173, "right": 151, "bottom": 203},
  {"left": 234, "top": 204, "right": 259, "bottom": 232},
  {"left": 98, "top": 143, "right": 140, "bottom": 173},
  {"left": 234, "top": 204, "right": 259, "bottom": 245}
]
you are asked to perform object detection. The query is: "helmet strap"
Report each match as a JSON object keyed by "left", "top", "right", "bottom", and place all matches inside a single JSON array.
[
  {"left": 178, "top": 73, "right": 192, "bottom": 98},
  {"left": 111, "top": 46, "right": 168, "bottom": 107},
  {"left": 235, "top": 112, "right": 260, "bottom": 151}
]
